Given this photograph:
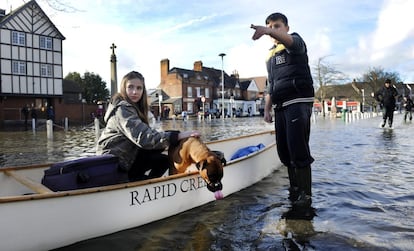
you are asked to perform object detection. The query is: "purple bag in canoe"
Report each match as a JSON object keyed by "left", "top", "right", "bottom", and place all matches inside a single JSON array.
[{"left": 41, "top": 154, "right": 128, "bottom": 191}]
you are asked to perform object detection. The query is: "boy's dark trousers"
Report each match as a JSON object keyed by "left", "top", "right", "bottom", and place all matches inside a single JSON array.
[
  {"left": 404, "top": 110, "right": 412, "bottom": 121},
  {"left": 274, "top": 103, "right": 313, "bottom": 206},
  {"left": 383, "top": 106, "right": 395, "bottom": 126}
]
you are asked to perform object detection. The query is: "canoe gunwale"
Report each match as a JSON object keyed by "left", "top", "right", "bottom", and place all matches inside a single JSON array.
[{"left": 0, "top": 130, "right": 276, "bottom": 203}]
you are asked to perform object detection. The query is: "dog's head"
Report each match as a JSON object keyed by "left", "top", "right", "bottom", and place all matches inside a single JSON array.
[{"left": 196, "top": 152, "right": 224, "bottom": 192}]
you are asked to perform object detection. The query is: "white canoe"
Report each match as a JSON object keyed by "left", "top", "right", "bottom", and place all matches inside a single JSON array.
[{"left": 0, "top": 130, "right": 281, "bottom": 251}]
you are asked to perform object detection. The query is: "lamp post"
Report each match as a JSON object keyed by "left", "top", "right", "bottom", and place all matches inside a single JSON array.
[
  {"left": 158, "top": 90, "right": 163, "bottom": 121},
  {"left": 361, "top": 89, "right": 365, "bottom": 113},
  {"left": 219, "top": 53, "right": 226, "bottom": 119},
  {"left": 81, "top": 98, "right": 86, "bottom": 126}
]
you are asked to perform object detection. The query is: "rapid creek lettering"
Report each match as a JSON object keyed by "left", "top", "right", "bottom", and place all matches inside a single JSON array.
[{"left": 130, "top": 176, "right": 207, "bottom": 206}]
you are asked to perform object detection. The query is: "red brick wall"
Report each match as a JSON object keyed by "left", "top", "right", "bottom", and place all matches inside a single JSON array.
[
  {"left": 0, "top": 97, "right": 100, "bottom": 126},
  {"left": 56, "top": 103, "right": 100, "bottom": 125}
]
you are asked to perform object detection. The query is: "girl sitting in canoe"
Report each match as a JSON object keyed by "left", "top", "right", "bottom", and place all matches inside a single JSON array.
[{"left": 97, "top": 71, "right": 199, "bottom": 181}]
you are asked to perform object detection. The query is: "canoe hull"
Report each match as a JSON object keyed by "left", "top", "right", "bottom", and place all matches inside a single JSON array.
[{"left": 0, "top": 130, "right": 281, "bottom": 251}]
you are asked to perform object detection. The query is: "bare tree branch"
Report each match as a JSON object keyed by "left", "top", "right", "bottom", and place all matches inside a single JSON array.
[
  {"left": 312, "top": 56, "right": 348, "bottom": 116},
  {"left": 39, "top": 0, "right": 82, "bottom": 13}
]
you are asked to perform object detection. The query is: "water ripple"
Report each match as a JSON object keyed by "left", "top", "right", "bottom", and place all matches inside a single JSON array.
[{"left": 3, "top": 116, "right": 414, "bottom": 250}]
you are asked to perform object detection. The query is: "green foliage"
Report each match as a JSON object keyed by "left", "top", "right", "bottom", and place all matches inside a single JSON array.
[
  {"left": 65, "top": 72, "right": 82, "bottom": 85},
  {"left": 65, "top": 72, "right": 110, "bottom": 104}
]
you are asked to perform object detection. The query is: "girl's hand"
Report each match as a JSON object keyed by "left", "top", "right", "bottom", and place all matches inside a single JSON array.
[{"left": 178, "top": 130, "right": 201, "bottom": 140}]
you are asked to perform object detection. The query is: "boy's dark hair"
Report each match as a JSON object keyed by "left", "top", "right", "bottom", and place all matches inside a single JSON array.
[
  {"left": 385, "top": 78, "right": 391, "bottom": 84},
  {"left": 265, "top": 12, "right": 288, "bottom": 26}
]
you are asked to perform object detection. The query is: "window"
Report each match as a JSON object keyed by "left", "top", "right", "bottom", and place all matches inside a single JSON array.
[
  {"left": 174, "top": 104, "right": 181, "bottom": 114},
  {"left": 40, "top": 36, "right": 53, "bottom": 50},
  {"left": 205, "top": 88, "right": 210, "bottom": 98},
  {"left": 196, "top": 87, "right": 201, "bottom": 97},
  {"left": 12, "top": 31, "right": 25, "bottom": 45},
  {"left": 41, "top": 64, "right": 53, "bottom": 77},
  {"left": 187, "top": 86, "right": 192, "bottom": 98},
  {"left": 187, "top": 103, "right": 193, "bottom": 113},
  {"left": 12, "top": 61, "right": 26, "bottom": 74}
]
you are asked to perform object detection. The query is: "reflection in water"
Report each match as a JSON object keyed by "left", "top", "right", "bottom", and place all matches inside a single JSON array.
[
  {"left": 278, "top": 205, "right": 317, "bottom": 250},
  {"left": 278, "top": 218, "right": 316, "bottom": 250},
  {"left": 381, "top": 128, "right": 394, "bottom": 139},
  {"left": 3, "top": 115, "right": 414, "bottom": 251},
  {"left": 0, "top": 128, "right": 98, "bottom": 167}
]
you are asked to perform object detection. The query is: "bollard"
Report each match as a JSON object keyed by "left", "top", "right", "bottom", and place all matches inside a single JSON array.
[
  {"left": 32, "top": 118, "right": 36, "bottom": 132},
  {"left": 64, "top": 117, "right": 69, "bottom": 131},
  {"left": 46, "top": 119, "right": 53, "bottom": 139},
  {"left": 94, "top": 118, "right": 100, "bottom": 141}
]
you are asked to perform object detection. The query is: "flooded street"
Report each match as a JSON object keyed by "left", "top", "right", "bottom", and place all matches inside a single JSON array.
[
  {"left": 0, "top": 117, "right": 274, "bottom": 167},
  {"left": 1, "top": 115, "right": 414, "bottom": 250}
]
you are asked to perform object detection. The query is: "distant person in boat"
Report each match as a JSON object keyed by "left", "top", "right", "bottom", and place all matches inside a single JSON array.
[
  {"left": 403, "top": 95, "right": 413, "bottom": 122},
  {"left": 97, "top": 71, "right": 199, "bottom": 181},
  {"left": 251, "top": 12, "right": 314, "bottom": 208},
  {"left": 374, "top": 79, "right": 398, "bottom": 128}
]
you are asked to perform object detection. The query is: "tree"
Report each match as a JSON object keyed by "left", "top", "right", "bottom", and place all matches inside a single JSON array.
[
  {"left": 359, "top": 67, "right": 402, "bottom": 112},
  {"left": 38, "top": 0, "right": 80, "bottom": 13},
  {"left": 312, "top": 56, "right": 348, "bottom": 116},
  {"left": 360, "top": 67, "right": 401, "bottom": 94},
  {"left": 65, "top": 72, "right": 82, "bottom": 85},
  {"left": 65, "top": 72, "right": 110, "bottom": 104},
  {"left": 82, "top": 72, "right": 110, "bottom": 104}
]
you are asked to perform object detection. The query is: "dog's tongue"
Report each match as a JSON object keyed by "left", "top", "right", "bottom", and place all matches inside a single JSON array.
[{"left": 214, "top": 190, "right": 223, "bottom": 200}]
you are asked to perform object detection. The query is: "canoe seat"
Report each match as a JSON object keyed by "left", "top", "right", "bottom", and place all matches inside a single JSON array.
[{"left": 4, "top": 170, "right": 53, "bottom": 194}]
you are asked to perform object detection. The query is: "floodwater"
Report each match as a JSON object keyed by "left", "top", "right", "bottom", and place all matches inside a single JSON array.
[{"left": 1, "top": 115, "right": 414, "bottom": 251}]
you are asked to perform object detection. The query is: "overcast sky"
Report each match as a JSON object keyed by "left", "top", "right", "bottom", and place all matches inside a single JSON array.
[{"left": 2, "top": 0, "right": 414, "bottom": 90}]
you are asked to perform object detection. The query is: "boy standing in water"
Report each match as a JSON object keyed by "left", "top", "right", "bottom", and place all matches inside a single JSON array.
[
  {"left": 251, "top": 13, "right": 314, "bottom": 207},
  {"left": 375, "top": 79, "right": 398, "bottom": 128},
  {"left": 403, "top": 95, "right": 413, "bottom": 122}
]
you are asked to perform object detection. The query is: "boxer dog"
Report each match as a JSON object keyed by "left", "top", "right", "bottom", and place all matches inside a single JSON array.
[{"left": 168, "top": 137, "right": 225, "bottom": 199}]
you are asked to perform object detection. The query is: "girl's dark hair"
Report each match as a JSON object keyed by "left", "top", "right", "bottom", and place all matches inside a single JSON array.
[
  {"left": 265, "top": 12, "right": 288, "bottom": 26},
  {"left": 114, "top": 71, "right": 149, "bottom": 125}
]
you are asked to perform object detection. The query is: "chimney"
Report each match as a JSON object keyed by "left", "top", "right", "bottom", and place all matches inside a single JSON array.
[
  {"left": 0, "top": 9, "right": 6, "bottom": 18},
  {"left": 231, "top": 70, "right": 239, "bottom": 80},
  {"left": 194, "top": 60, "right": 203, "bottom": 72},
  {"left": 160, "top": 58, "right": 169, "bottom": 82}
]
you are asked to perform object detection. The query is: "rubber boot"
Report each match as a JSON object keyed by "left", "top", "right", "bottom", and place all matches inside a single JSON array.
[
  {"left": 293, "top": 166, "right": 312, "bottom": 207},
  {"left": 287, "top": 167, "right": 299, "bottom": 201}
]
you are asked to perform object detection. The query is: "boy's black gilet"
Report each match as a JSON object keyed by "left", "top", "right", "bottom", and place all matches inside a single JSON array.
[{"left": 267, "top": 35, "right": 314, "bottom": 107}]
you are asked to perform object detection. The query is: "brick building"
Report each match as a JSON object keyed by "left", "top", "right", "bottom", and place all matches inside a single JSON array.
[{"left": 155, "top": 59, "right": 266, "bottom": 118}]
